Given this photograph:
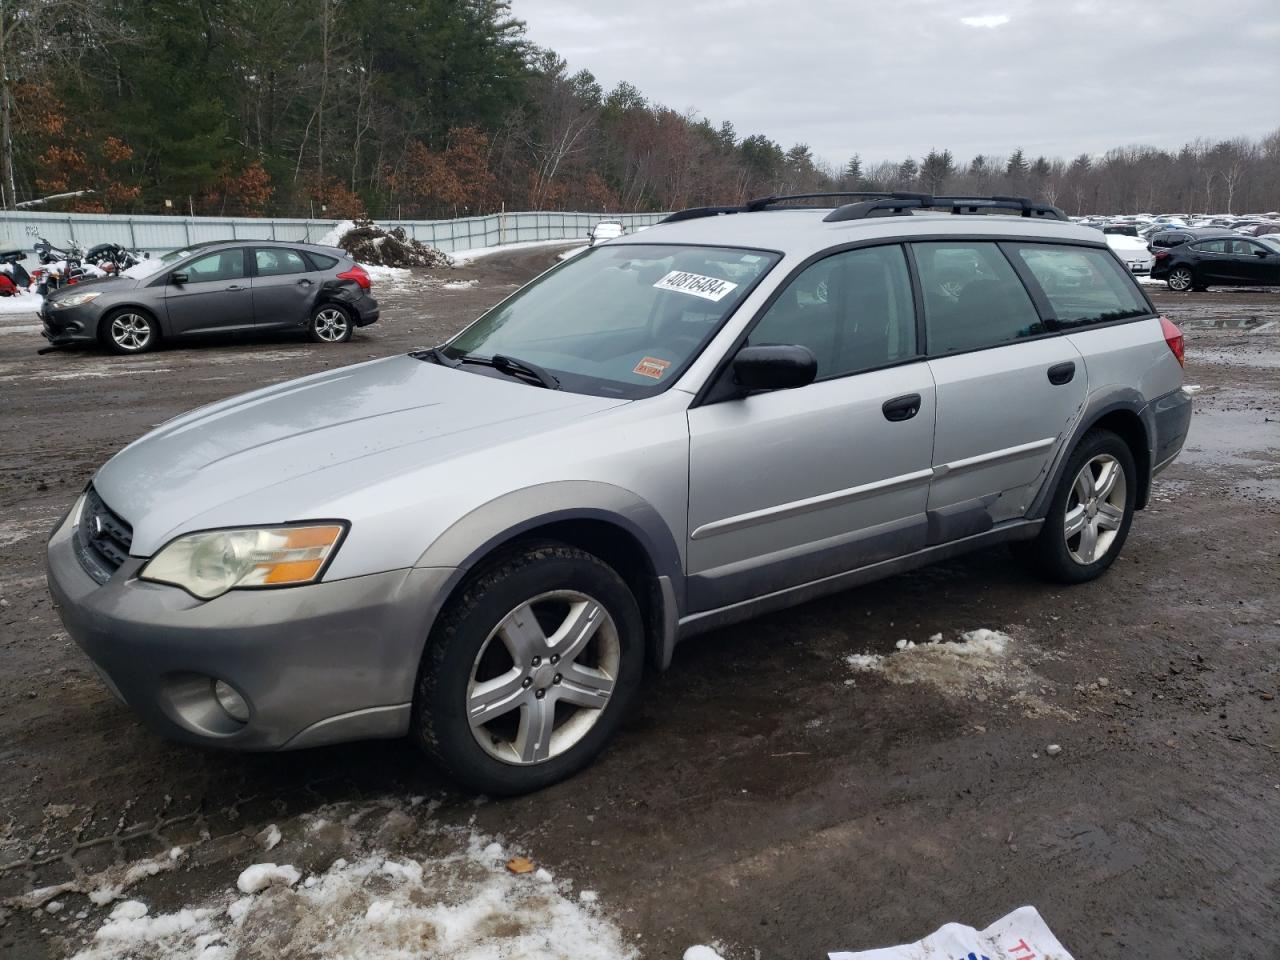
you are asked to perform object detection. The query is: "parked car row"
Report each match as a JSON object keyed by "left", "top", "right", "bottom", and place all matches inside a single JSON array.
[{"left": 1073, "top": 211, "right": 1280, "bottom": 291}]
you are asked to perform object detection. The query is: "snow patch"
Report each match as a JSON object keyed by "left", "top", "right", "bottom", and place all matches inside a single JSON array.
[
  {"left": 67, "top": 803, "right": 635, "bottom": 960},
  {"left": 316, "top": 219, "right": 357, "bottom": 248},
  {"left": 844, "top": 629, "right": 1068, "bottom": 718},
  {"left": 685, "top": 946, "right": 728, "bottom": 960}
]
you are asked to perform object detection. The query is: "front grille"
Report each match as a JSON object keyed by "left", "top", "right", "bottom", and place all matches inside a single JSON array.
[{"left": 73, "top": 487, "right": 134, "bottom": 584}]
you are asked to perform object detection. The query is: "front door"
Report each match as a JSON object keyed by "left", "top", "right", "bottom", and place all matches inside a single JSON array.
[
  {"left": 686, "top": 244, "right": 935, "bottom": 613},
  {"left": 912, "top": 240, "right": 1088, "bottom": 525},
  {"left": 162, "top": 248, "right": 252, "bottom": 336},
  {"left": 250, "top": 247, "right": 323, "bottom": 328}
]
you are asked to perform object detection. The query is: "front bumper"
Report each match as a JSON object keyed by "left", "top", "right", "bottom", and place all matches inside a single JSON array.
[
  {"left": 40, "top": 301, "right": 104, "bottom": 345},
  {"left": 46, "top": 509, "right": 455, "bottom": 750}
]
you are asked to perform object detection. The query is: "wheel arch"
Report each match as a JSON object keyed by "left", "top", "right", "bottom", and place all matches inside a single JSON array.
[
  {"left": 1030, "top": 395, "right": 1154, "bottom": 519},
  {"left": 416, "top": 482, "right": 685, "bottom": 671}
]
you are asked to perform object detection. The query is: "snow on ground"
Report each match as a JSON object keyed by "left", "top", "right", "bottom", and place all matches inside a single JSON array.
[
  {"left": 61, "top": 801, "right": 637, "bottom": 960},
  {"left": 683, "top": 945, "right": 728, "bottom": 960},
  {"left": 449, "top": 238, "right": 577, "bottom": 265},
  {"left": 844, "top": 628, "right": 1069, "bottom": 718},
  {"left": 0, "top": 291, "right": 42, "bottom": 316}
]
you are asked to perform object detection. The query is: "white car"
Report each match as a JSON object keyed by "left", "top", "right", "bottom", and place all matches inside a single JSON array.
[
  {"left": 1105, "top": 233, "right": 1154, "bottom": 274},
  {"left": 587, "top": 220, "right": 625, "bottom": 246}
]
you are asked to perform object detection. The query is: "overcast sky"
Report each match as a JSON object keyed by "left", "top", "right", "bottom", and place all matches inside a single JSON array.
[{"left": 513, "top": 0, "right": 1279, "bottom": 168}]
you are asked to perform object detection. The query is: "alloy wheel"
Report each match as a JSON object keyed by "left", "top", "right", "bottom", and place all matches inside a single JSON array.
[
  {"left": 1064, "top": 454, "right": 1127, "bottom": 565},
  {"left": 313, "top": 307, "right": 349, "bottom": 342},
  {"left": 1168, "top": 268, "right": 1193, "bottom": 292},
  {"left": 110, "top": 313, "right": 152, "bottom": 351},
  {"left": 467, "top": 590, "right": 620, "bottom": 765}
]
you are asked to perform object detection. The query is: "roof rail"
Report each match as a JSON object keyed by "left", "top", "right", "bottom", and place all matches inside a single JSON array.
[
  {"left": 661, "top": 192, "right": 900, "bottom": 224},
  {"left": 824, "top": 193, "right": 1068, "bottom": 222}
]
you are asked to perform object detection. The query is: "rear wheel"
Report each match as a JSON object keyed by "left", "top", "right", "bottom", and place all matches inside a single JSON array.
[
  {"left": 413, "top": 543, "right": 644, "bottom": 794},
  {"left": 308, "top": 303, "right": 352, "bottom": 343},
  {"left": 1166, "top": 266, "right": 1195, "bottom": 292},
  {"left": 1015, "top": 429, "right": 1136, "bottom": 584},
  {"left": 103, "top": 309, "right": 158, "bottom": 355}
]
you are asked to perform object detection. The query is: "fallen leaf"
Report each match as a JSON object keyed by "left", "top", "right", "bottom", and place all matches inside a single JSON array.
[{"left": 506, "top": 857, "right": 535, "bottom": 875}]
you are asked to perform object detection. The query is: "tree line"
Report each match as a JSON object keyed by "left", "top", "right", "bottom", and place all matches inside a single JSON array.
[{"left": 4, "top": 0, "right": 1279, "bottom": 219}]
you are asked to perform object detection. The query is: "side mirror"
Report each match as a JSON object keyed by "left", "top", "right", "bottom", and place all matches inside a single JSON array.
[
  {"left": 1255, "top": 249, "right": 1270, "bottom": 258},
  {"left": 170, "top": 271, "right": 188, "bottom": 284},
  {"left": 732, "top": 344, "right": 817, "bottom": 393}
]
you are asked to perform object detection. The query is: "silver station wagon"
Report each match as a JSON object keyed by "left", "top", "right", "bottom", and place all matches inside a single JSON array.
[{"left": 47, "top": 193, "right": 1193, "bottom": 794}]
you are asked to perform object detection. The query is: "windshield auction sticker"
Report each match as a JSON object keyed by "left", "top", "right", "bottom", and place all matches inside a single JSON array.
[
  {"left": 653, "top": 270, "right": 739, "bottom": 302},
  {"left": 633, "top": 356, "right": 671, "bottom": 379}
]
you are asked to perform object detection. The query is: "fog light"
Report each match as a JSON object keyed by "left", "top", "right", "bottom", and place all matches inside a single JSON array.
[{"left": 212, "top": 679, "right": 250, "bottom": 723}]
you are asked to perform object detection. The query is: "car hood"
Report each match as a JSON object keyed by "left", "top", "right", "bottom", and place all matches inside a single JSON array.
[
  {"left": 94, "top": 355, "right": 629, "bottom": 553},
  {"left": 48, "top": 275, "right": 142, "bottom": 299}
]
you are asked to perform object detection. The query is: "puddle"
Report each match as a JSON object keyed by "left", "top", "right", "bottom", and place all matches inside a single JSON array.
[
  {"left": 1179, "top": 408, "right": 1280, "bottom": 467},
  {"left": 1189, "top": 348, "right": 1280, "bottom": 370}
]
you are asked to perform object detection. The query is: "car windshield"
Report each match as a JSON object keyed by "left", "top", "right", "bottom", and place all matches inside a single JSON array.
[
  {"left": 121, "top": 244, "right": 213, "bottom": 279},
  {"left": 1257, "top": 235, "right": 1280, "bottom": 253},
  {"left": 441, "top": 244, "right": 780, "bottom": 398}
]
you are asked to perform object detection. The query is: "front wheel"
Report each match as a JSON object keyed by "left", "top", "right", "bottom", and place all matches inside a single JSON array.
[
  {"left": 413, "top": 543, "right": 644, "bottom": 795},
  {"left": 103, "top": 309, "right": 159, "bottom": 355},
  {"left": 1015, "top": 429, "right": 1136, "bottom": 584},
  {"left": 1166, "top": 266, "right": 1195, "bottom": 292},
  {"left": 308, "top": 303, "right": 352, "bottom": 343}
]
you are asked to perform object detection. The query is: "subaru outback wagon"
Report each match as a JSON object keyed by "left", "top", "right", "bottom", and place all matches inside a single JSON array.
[{"left": 47, "top": 193, "right": 1193, "bottom": 794}]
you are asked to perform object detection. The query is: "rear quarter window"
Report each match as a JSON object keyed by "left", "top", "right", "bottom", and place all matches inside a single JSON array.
[
  {"left": 1013, "top": 244, "right": 1149, "bottom": 329},
  {"left": 306, "top": 252, "right": 340, "bottom": 270}
]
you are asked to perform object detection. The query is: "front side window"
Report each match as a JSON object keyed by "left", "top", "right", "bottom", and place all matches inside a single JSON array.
[
  {"left": 445, "top": 244, "right": 779, "bottom": 398},
  {"left": 1014, "top": 244, "right": 1149, "bottom": 328},
  {"left": 1228, "top": 239, "right": 1260, "bottom": 256},
  {"left": 913, "top": 242, "right": 1045, "bottom": 354},
  {"left": 1193, "top": 239, "right": 1227, "bottom": 254},
  {"left": 184, "top": 249, "right": 246, "bottom": 283},
  {"left": 749, "top": 244, "right": 916, "bottom": 378},
  {"left": 255, "top": 248, "right": 309, "bottom": 276}
]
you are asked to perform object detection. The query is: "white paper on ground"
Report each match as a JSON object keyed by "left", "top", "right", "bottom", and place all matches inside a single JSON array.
[{"left": 829, "top": 906, "right": 1074, "bottom": 960}]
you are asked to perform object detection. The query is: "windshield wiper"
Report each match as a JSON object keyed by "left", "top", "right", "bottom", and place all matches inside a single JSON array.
[
  {"left": 421, "top": 345, "right": 459, "bottom": 368},
  {"left": 458, "top": 353, "right": 560, "bottom": 390}
]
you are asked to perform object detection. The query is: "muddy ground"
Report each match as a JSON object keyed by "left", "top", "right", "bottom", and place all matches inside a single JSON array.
[{"left": 0, "top": 247, "right": 1276, "bottom": 959}]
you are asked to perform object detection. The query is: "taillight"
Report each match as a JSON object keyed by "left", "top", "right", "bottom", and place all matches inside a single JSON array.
[
  {"left": 1160, "top": 315, "right": 1185, "bottom": 367},
  {"left": 337, "top": 264, "right": 371, "bottom": 291}
]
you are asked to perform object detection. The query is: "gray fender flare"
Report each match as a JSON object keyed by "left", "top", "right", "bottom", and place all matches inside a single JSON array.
[
  {"left": 415, "top": 481, "right": 685, "bottom": 669},
  {"left": 1028, "top": 390, "right": 1155, "bottom": 519}
]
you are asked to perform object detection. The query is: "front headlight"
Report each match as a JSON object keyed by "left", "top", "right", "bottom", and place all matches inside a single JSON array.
[
  {"left": 140, "top": 524, "right": 346, "bottom": 599},
  {"left": 51, "top": 291, "right": 101, "bottom": 308}
]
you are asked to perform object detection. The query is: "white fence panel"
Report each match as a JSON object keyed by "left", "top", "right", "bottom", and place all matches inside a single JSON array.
[{"left": 0, "top": 210, "right": 669, "bottom": 257}]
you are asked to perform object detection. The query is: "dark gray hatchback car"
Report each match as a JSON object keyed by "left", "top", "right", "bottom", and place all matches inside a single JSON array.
[{"left": 40, "top": 239, "right": 379, "bottom": 354}]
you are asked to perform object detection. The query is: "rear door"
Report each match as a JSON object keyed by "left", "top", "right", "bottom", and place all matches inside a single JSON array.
[
  {"left": 1188, "top": 239, "right": 1232, "bottom": 284},
  {"left": 250, "top": 247, "right": 322, "bottom": 328},
  {"left": 162, "top": 247, "right": 252, "bottom": 336},
  {"left": 686, "top": 244, "right": 935, "bottom": 611},
  {"left": 913, "top": 240, "right": 1087, "bottom": 527}
]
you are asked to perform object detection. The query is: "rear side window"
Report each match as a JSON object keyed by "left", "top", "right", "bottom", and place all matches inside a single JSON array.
[
  {"left": 913, "top": 242, "right": 1045, "bottom": 355},
  {"left": 749, "top": 244, "right": 916, "bottom": 378},
  {"left": 306, "top": 252, "right": 339, "bottom": 270},
  {"left": 1013, "top": 245, "right": 1149, "bottom": 329},
  {"left": 1192, "top": 239, "right": 1227, "bottom": 253},
  {"left": 255, "top": 248, "right": 309, "bottom": 276}
]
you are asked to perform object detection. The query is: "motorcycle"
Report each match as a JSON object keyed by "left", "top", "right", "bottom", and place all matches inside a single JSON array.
[
  {"left": 0, "top": 247, "right": 32, "bottom": 296},
  {"left": 84, "top": 241, "right": 146, "bottom": 274}
]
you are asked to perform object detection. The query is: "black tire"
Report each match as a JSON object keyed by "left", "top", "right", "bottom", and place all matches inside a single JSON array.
[
  {"left": 413, "top": 542, "right": 644, "bottom": 795},
  {"left": 101, "top": 308, "right": 159, "bottom": 355},
  {"left": 308, "top": 302, "right": 353, "bottom": 343},
  {"left": 1166, "top": 266, "right": 1195, "bottom": 292},
  {"left": 1014, "top": 429, "right": 1137, "bottom": 584}
]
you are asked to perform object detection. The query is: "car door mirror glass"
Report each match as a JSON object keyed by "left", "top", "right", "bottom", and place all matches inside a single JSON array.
[
  {"left": 732, "top": 344, "right": 817, "bottom": 393},
  {"left": 170, "top": 271, "right": 188, "bottom": 284}
]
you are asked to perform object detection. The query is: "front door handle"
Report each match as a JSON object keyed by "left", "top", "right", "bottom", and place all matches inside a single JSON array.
[
  {"left": 882, "top": 393, "right": 922, "bottom": 422},
  {"left": 297, "top": 278, "right": 313, "bottom": 286},
  {"left": 226, "top": 284, "right": 246, "bottom": 291},
  {"left": 1047, "top": 361, "right": 1076, "bottom": 385}
]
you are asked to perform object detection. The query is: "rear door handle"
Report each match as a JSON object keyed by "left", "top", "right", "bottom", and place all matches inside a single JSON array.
[
  {"left": 297, "top": 278, "right": 313, "bottom": 286},
  {"left": 226, "top": 284, "right": 245, "bottom": 291},
  {"left": 1047, "top": 361, "right": 1076, "bottom": 385},
  {"left": 882, "top": 393, "right": 922, "bottom": 422}
]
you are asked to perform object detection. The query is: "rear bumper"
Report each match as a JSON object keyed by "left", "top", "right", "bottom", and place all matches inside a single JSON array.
[
  {"left": 354, "top": 293, "right": 379, "bottom": 326},
  {"left": 1151, "top": 386, "right": 1193, "bottom": 474},
  {"left": 46, "top": 509, "right": 454, "bottom": 750}
]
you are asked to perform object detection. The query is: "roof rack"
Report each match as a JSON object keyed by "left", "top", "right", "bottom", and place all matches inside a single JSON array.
[{"left": 823, "top": 193, "right": 1068, "bottom": 222}]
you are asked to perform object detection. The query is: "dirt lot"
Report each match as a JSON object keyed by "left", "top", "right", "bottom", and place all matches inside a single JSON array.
[{"left": 1, "top": 248, "right": 1277, "bottom": 959}]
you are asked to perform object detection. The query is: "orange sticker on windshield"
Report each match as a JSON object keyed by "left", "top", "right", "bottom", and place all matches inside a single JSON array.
[{"left": 633, "top": 356, "right": 671, "bottom": 380}]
